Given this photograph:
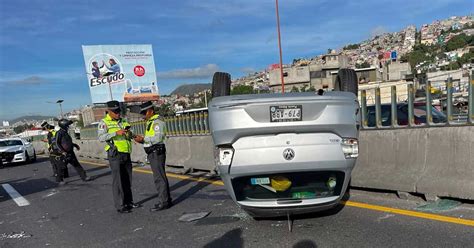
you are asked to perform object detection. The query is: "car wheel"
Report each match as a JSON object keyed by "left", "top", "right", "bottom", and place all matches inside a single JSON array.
[
  {"left": 212, "top": 72, "right": 232, "bottom": 98},
  {"left": 335, "top": 69, "right": 358, "bottom": 96},
  {"left": 32, "top": 151, "right": 37, "bottom": 162},
  {"left": 25, "top": 151, "right": 30, "bottom": 163}
]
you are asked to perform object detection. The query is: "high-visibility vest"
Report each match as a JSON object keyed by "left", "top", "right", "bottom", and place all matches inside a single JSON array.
[
  {"left": 48, "top": 130, "right": 56, "bottom": 147},
  {"left": 102, "top": 114, "right": 132, "bottom": 154},
  {"left": 145, "top": 114, "right": 165, "bottom": 143}
]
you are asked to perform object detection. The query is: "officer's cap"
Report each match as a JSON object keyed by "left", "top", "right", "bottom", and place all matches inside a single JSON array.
[
  {"left": 139, "top": 101, "right": 154, "bottom": 114},
  {"left": 106, "top": 100, "right": 120, "bottom": 110}
]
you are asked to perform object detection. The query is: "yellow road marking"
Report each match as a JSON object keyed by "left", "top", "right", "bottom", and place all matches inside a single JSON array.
[
  {"left": 39, "top": 155, "right": 474, "bottom": 227},
  {"left": 342, "top": 201, "right": 474, "bottom": 227}
]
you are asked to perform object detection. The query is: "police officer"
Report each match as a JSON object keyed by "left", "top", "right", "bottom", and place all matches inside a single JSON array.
[
  {"left": 98, "top": 101, "right": 142, "bottom": 213},
  {"left": 135, "top": 101, "right": 172, "bottom": 211},
  {"left": 54, "top": 119, "right": 89, "bottom": 185},
  {"left": 41, "top": 122, "right": 69, "bottom": 178}
]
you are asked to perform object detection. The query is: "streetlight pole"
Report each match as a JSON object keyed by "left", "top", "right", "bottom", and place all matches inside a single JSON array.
[
  {"left": 56, "top": 100, "right": 64, "bottom": 118},
  {"left": 47, "top": 100, "right": 64, "bottom": 118},
  {"left": 275, "top": 0, "right": 285, "bottom": 94}
]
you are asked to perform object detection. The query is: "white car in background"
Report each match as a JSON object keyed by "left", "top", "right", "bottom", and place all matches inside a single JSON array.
[{"left": 0, "top": 138, "right": 36, "bottom": 165}]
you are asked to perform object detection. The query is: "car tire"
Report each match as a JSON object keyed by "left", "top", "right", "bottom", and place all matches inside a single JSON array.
[
  {"left": 25, "top": 151, "right": 30, "bottom": 163},
  {"left": 211, "top": 72, "right": 231, "bottom": 98},
  {"left": 32, "top": 151, "right": 37, "bottom": 162},
  {"left": 334, "top": 69, "right": 358, "bottom": 96}
]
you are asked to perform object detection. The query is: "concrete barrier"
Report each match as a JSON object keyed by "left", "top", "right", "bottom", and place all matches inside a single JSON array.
[
  {"left": 352, "top": 126, "right": 474, "bottom": 200},
  {"left": 32, "top": 141, "right": 48, "bottom": 155},
  {"left": 352, "top": 129, "right": 427, "bottom": 193},
  {"left": 415, "top": 126, "right": 474, "bottom": 200},
  {"left": 183, "top": 136, "right": 215, "bottom": 172},
  {"left": 165, "top": 137, "right": 191, "bottom": 168}
]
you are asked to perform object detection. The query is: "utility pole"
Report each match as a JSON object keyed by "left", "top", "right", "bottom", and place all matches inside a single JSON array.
[{"left": 275, "top": 0, "right": 285, "bottom": 94}]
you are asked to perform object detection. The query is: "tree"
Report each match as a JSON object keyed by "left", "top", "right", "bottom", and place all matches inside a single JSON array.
[
  {"left": 445, "top": 33, "right": 469, "bottom": 51},
  {"left": 299, "top": 84, "right": 308, "bottom": 92},
  {"left": 13, "top": 124, "right": 33, "bottom": 134},
  {"left": 76, "top": 115, "right": 84, "bottom": 128},
  {"left": 231, "top": 85, "right": 255, "bottom": 95},
  {"left": 343, "top": 43, "right": 360, "bottom": 50},
  {"left": 356, "top": 61, "right": 371, "bottom": 69},
  {"left": 157, "top": 103, "right": 174, "bottom": 117}
]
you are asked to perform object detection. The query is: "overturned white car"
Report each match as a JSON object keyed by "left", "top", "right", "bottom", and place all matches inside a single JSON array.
[{"left": 208, "top": 70, "right": 360, "bottom": 217}]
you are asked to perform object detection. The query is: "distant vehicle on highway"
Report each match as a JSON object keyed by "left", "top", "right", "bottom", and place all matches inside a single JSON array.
[
  {"left": 0, "top": 138, "right": 36, "bottom": 166},
  {"left": 366, "top": 102, "right": 447, "bottom": 127}
]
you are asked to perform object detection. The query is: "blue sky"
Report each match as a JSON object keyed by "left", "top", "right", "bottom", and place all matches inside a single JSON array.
[{"left": 0, "top": 0, "right": 472, "bottom": 120}]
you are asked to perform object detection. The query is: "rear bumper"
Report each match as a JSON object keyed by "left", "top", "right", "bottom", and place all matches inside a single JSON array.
[{"left": 241, "top": 198, "right": 340, "bottom": 217}]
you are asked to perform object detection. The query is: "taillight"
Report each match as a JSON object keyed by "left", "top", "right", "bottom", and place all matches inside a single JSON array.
[
  {"left": 214, "top": 147, "right": 234, "bottom": 166},
  {"left": 341, "top": 138, "right": 358, "bottom": 159}
]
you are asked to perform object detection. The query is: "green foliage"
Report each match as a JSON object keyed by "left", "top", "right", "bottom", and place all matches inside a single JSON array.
[
  {"left": 231, "top": 85, "right": 255, "bottom": 95},
  {"left": 403, "top": 44, "right": 437, "bottom": 71},
  {"left": 13, "top": 124, "right": 33, "bottom": 134},
  {"left": 76, "top": 115, "right": 84, "bottom": 128},
  {"left": 355, "top": 61, "right": 371, "bottom": 69},
  {"left": 343, "top": 43, "right": 360, "bottom": 50},
  {"left": 445, "top": 33, "right": 470, "bottom": 51},
  {"left": 156, "top": 103, "right": 175, "bottom": 117},
  {"left": 300, "top": 85, "right": 308, "bottom": 92},
  {"left": 290, "top": 86, "right": 300, "bottom": 93}
]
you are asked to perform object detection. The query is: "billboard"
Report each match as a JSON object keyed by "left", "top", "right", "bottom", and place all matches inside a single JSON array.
[{"left": 82, "top": 44, "right": 159, "bottom": 103}]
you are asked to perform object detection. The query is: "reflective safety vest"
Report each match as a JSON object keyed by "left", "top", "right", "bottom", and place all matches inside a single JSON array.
[
  {"left": 102, "top": 114, "right": 132, "bottom": 154},
  {"left": 48, "top": 130, "right": 56, "bottom": 148},
  {"left": 145, "top": 114, "right": 165, "bottom": 143}
]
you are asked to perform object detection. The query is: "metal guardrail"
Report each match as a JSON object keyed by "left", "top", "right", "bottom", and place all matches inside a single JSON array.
[
  {"left": 79, "top": 111, "right": 211, "bottom": 140},
  {"left": 360, "top": 71, "right": 474, "bottom": 129}
]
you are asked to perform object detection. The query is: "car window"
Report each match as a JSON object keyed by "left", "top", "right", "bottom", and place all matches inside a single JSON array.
[
  {"left": 366, "top": 105, "right": 391, "bottom": 126},
  {"left": 0, "top": 140, "right": 24, "bottom": 146}
]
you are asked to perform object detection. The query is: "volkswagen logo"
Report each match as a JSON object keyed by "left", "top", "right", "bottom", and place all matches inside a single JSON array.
[{"left": 283, "top": 148, "right": 295, "bottom": 161}]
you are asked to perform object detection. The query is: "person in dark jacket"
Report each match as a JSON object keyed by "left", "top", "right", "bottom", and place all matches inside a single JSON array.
[
  {"left": 41, "top": 122, "right": 69, "bottom": 178},
  {"left": 54, "top": 119, "right": 90, "bottom": 185}
]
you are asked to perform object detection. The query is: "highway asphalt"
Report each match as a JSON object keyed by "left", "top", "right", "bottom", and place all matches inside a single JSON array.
[{"left": 0, "top": 157, "right": 473, "bottom": 248}]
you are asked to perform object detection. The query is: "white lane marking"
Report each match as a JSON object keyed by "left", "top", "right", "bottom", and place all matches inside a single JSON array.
[{"left": 1, "top": 184, "right": 30, "bottom": 207}]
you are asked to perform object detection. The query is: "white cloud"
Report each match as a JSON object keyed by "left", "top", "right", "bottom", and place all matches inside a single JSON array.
[
  {"left": 158, "top": 64, "right": 220, "bottom": 79},
  {"left": 0, "top": 69, "right": 84, "bottom": 84},
  {"left": 11, "top": 76, "right": 47, "bottom": 85}
]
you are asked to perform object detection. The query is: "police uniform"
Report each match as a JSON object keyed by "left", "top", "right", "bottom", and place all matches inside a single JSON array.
[
  {"left": 98, "top": 101, "right": 136, "bottom": 213},
  {"left": 41, "top": 122, "right": 69, "bottom": 178},
  {"left": 140, "top": 101, "right": 172, "bottom": 210},
  {"left": 54, "top": 119, "right": 87, "bottom": 183}
]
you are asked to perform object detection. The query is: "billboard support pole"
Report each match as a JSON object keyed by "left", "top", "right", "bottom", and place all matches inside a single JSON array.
[{"left": 108, "top": 83, "right": 113, "bottom": 101}]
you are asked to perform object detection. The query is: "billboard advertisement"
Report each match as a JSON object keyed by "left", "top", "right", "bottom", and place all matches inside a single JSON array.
[{"left": 82, "top": 44, "right": 159, "bottom": 103}]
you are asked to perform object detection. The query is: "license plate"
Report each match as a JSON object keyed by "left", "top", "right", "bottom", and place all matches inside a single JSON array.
[
  {"left": 270, "top": 105, "right": 302, "bottom": 122},
  {"left": 250, "top": 177, "right": 270, "bottom": 185}
]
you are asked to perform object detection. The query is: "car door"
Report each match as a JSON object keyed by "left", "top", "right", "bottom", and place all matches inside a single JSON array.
[{"left": 22, "top": 139, "right": 34, "bottom": 156}]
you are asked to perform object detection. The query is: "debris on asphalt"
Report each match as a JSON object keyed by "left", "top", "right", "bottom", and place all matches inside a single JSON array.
[
  {"left": 43, "top": 189, "right": 59, "bottom": 198},
  {"left": 415, "top": 199, "right": 462, "bottom": 213},
  {"left": 178, "top": 212, "right": 211, "bottom": 222},
  {"left": 0, "top": 231, "right": 32, "bottom": 240},
  {"left": 133, "top": 227, "right": 143, "bottom": 232}
]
